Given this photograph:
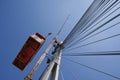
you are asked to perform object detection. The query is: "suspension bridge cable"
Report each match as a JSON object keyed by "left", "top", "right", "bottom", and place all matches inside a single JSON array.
[
  {"left": 76, "top": 0, "right": 114, "bottom": 35},
  {"left": 79, "top": 0, "right": 120, "bottom": 35},
  {"left": 63, "top": 0, "right": 110, "bottom": 43},
  {"left": 67, "top": 21, "right": 120, "bottom": 49},
  {"left": 78, "top": 22, "right": 120, "bottom": 43},
  {"left": 65, "top": 10, "right": 120, "bottom": 49},
  {"left": 79, "top": 0, "right": 115, "bottom": 34},
  {"left": 75, "top": 0, "right": 119, "bottom": 40},
  {"left": 61, "top": 0, "right": 120, "bottom": 80},
  {"left": 64, "top": 58, "right": 120, "bottom": 80},
  {"left": 65, "top": 14, "right": 120, "bottom": 48},
  {"left": 73, "top": 0, "right": 119, "bottom": 38},
  {"left": 63, "top": 0, "right": 101, "bottom": 45},
  {"left": 68, "top": 33, "right": 120, "bottom": 50},
  {"left": 63, "top": 0, "right": 120, "bottom": 49},
  {"left": 59, "top": 68, "right": 65, "bottom": 80},
  {"left": 61, "top": 60, "right": 79, "bottom": 80},
  {"left": 63, "top": 51, "right": 120, "bottom": 56},
  {"left": 61, "top": 57, "right": 81, "bottom": 80},
  {"left": 65, "top": 6, "right": 120, "bottom": 48},
  {"left": 75, "top": 0, "right": 111, "bottom": 33}
]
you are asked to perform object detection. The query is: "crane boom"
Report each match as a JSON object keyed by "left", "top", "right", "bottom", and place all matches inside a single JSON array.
[
  {"left": 24, "top": 15, "right": 69, "bottom": 80},
  {"left": 24, "top": 37, "right": 57, "bottom": 80}
]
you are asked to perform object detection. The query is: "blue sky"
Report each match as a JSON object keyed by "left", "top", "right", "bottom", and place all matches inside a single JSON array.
[{"left": 1, "top": 0, "right": 120, "bottom": 80}]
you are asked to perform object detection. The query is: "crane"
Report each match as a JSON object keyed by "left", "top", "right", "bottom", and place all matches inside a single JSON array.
[{"left": 24, "top": 15, "right": 69, "bottom": 80}]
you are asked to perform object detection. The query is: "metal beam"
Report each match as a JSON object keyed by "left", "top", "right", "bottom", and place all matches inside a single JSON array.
[
  {"left": 39, "top": 46, "right": 62, "bottom": 80},
  {"left": 50, "top": 49, "right": 62, "bottom": 80}
]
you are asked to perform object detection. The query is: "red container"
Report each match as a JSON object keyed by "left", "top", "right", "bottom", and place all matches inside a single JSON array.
[{"left": 13, "top": 33, "right": 45, "bottom": 70}]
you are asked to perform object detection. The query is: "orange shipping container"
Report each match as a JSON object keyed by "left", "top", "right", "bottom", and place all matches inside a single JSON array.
[{"left": 13, "top": 33, "right": 45, "bottom": 70}]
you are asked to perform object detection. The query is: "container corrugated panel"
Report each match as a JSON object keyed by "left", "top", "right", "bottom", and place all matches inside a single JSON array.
[{"left": 13, "top": 33, "right": 45, "bottom": 70}]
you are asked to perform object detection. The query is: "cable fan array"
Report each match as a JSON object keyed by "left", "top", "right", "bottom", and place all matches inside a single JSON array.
[
  {"left": 63, "top": 0, "right": 120, "bottom": 51},
  {"left": 61, "top": 0, "right": 120, "bottom": 80}
]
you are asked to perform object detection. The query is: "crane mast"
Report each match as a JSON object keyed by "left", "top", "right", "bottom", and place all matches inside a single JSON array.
[
  {"left": 24, "top": 15, "right": 69, "bottom": 80},
  {"left": 24, "top": 37, "right": 58, "bottom": 80}
]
